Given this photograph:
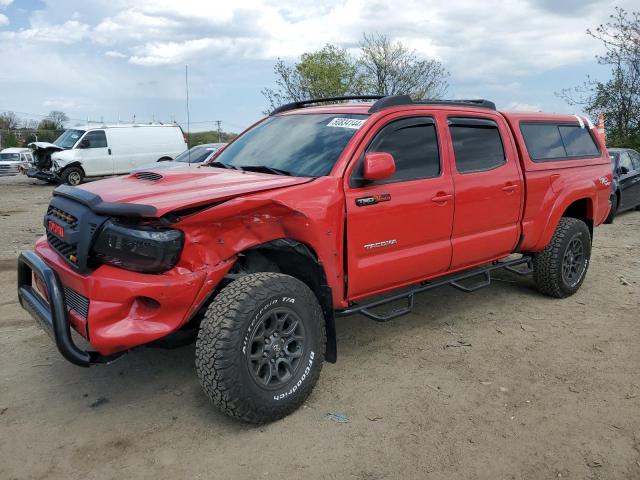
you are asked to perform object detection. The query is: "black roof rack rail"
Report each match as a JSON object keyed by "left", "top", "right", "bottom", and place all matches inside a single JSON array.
[
  {"left": 270, "top": 95, "right": 384, "bottom": 115},
  {"left": 369, "top": 95, "right": 496, "bottom": 113},
  {"left": 269, "top": 95, "right": 497, "bottom": 116}
]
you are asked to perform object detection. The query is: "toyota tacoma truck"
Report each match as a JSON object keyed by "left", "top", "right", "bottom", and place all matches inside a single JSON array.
[{"left": 18, "top": 95, "right": 612, "bottom": 423}]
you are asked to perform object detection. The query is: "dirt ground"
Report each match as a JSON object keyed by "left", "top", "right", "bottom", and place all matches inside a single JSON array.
[{"left": 0, "top": 174, "right": 638, "bottom": 480}]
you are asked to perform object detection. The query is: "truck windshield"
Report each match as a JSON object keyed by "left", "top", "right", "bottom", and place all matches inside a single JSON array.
[
  {"left": 214, "top": 114, "right": 368, "bottom": 177},
  {"left": 0, "top": 153, "right": 20, "bottom": 161},
  {"left": 54, "top": 129, "right": 85, "bottom": 149}
]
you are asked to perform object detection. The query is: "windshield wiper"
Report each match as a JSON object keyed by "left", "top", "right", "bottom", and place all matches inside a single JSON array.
[
  {"left": 208, "top": 161, "right": 240, "bottom": 170},
  {"left": 239, "top": 165, "right": 292, "bottom": 176}
]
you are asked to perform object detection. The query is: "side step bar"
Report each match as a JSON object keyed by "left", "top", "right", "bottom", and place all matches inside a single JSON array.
[{"left": 337, "top": 256, "right": 533, "bottom": 322}]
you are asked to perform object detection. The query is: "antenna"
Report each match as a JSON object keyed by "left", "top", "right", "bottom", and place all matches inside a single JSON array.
[{"left": 185, "top": 64, "right": 191, "bottom": 165}]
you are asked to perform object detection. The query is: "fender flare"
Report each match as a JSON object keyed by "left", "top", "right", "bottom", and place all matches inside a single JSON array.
[{"left": 533, "top": 185, "right": 596, "bottom": 251}]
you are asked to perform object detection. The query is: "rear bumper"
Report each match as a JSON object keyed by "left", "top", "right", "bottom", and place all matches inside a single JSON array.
[{"left": 18, "top": 239, "right": 234, "bottom": 363}]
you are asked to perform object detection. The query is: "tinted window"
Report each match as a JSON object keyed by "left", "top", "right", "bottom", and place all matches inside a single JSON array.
[
  {"left": 558, "top": 126, "right": 600, "bottom": 157},
  {"left": 520, "top": 124, "right": 565, "bottom": 160},
  {"left": 364, "top": 118, "right": 439, "bottom": 183},
  {"left": 450, "top": 121, "right": 505, "bottom": 173},
  {"left": 521, "top": 123, "right": 600, "bottom": 161},
  {"left": 619, "top": 152, "right": 633, "bottom": 173},
  {"left": 629, "top": 151, "right": 640, "bottom": 170},
  {"left": 215, "top": 114, "right": 367, "bottom": 177},
  {"left": 82, "top": 131, "right": 107, "bottom": 148}
]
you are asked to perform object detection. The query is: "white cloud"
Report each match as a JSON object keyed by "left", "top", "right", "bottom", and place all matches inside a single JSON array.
[
  {"left": 0, "top": 0, "right": 12, "bottom": 8},
  {"left": 0, "top": 20, "right": 89, "bottom": 43},
  {"left": 105, "top": 50, "right": 127, "bottom": 58},
  {"left": 0, "top": 13, "right": 8, "bottom": 26}
]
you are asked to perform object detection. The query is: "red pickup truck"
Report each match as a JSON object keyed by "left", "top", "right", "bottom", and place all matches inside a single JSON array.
[{"left": 18, "top": 95, "right": 612, "bottom": 423}]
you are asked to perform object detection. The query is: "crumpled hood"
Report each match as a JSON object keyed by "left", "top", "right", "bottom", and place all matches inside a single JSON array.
[
  {"left": 28, "top": 142, "right": 64, "bottom": 152},
  {"left": 75, "top": 166, "right": 314, "bottom": 217}
]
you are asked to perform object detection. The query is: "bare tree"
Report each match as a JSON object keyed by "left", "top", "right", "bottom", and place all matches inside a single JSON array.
[
  {"left": 45, "top": 110, "right": 69, "bottom": 130},
  {"left": 357, "top": 33, "right": 449, "bottom": 99},
  {"left": 0, "top": 111, "right": 21, "bottom": 130}
]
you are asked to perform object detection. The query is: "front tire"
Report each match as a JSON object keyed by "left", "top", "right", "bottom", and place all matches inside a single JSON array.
[
  {"left": 60, "top": 166, "right": 84, "bottom": 186},
  {"left": 196, "top": 272, "right": 325, "bottom": 423},
  {"left": 532, "top": 217, "right": 591, "bottom": 298}
]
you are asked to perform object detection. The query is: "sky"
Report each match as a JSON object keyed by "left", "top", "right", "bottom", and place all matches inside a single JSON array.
[{"left": 0, "top": 0, "right": 634, "bottom": 133}]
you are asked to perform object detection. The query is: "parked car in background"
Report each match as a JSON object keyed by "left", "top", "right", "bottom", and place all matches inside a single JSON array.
[
  {"left": 0, "top": 148, "right": 33, "bottom": 176},
  {"left": 132, "top": 143, "right": 227, "bottom": 172},
  {"left": 605, "top": 147, "right": 640, "bottom": 223},
  {"left": 26, "top": 124, "right": 187, "bottom": 186}
]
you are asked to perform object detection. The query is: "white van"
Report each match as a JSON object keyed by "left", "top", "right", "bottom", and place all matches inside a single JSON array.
[
  {"left": 0, "top": 148, "right": 34, "bottom": 176},
  {"left": 27, "top": 124, "right": 187, "bottom": 185}
]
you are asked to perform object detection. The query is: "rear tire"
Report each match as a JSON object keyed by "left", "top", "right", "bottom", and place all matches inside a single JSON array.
[
  {"left": 604, "top": 193, "right": 618, "bottom": 224},
  {"left": 533, "top": 217, "right": 591, "bottom": 298},
  {"left": 60, "top": 166, "right": 84, "bottom": 186},
  {"left": 196, "top": 272, "right": 325, "bottom": 423}
]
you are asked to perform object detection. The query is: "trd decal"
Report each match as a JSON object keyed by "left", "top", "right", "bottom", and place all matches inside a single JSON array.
[{"left": 355, "top": 193, "right": 391, "bottom": 207}]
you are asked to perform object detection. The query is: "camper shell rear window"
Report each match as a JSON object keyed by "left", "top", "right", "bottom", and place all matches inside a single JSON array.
[{"left": 520, "top": 122, "right": 600, "bottom": 162}]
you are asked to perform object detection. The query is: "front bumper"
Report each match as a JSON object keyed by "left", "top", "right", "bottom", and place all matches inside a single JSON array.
[
  {"left": 26, "top": 167, "right": 58, "bottom": 182},
  {"left": 18, "top": 240, "right": 234, "bottom": 365},
  {"left": 17, "top": 250, "right": 117, "bottom": 366}
]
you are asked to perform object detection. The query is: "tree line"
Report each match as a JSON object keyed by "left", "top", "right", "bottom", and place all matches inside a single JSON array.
[{"left": 0, "top": 110, "right": 69, "bottom": 147}]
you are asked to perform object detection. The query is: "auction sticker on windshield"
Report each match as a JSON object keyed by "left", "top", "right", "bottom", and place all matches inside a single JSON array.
[{"left": 327, "top": 118, "right": 366, "bottom": 129}]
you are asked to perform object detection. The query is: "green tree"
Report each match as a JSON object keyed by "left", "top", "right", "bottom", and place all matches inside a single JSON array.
[
  {"left": 1, "top": 131, "right": 18, "bottom": 148},
  {"left": 262, "top": 45, "right": 360, "bottom": 111},
  {"left": 558, "top": 7, "right": 639, "bottom": 148},
  {"left": 37, "top": 119, "right": 58, "bottom": 131}
]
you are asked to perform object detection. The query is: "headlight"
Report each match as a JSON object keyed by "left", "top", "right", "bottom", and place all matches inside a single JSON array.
[{"left": 92, "top": 220, "right": 184, "bottom": 273}]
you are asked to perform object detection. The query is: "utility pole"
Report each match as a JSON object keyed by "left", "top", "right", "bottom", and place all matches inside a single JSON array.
[{"left": 215, "top": 120, "right": 222, "bottom": 142}]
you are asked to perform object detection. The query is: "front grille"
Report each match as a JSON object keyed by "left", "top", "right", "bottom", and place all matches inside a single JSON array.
[
  {"left": 0, "top": 164, "right": 18, "bottom": 175},
  {"left": 133, "top": 171, "right": 164, "bottom": 182},
  {"left": 47, "top": 231, "right": 78, "bottom": 263},
  {"left": 47, "top": 206, "right": 78, "bottom": 228},
  {"left": 64, "top": 286, "right": 89, "bottom": 319}
]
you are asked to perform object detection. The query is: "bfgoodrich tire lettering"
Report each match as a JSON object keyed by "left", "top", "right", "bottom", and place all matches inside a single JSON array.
[
  {"left": 532, "top": 217, "right": 591, "bottom": 298},
  {"left": 195, "top": 272, "right": 325, "bottom": 423}
]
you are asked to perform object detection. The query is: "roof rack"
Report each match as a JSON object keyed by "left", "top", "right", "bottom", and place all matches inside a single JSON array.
[
  {"left": 269, "top": 94, "right": 496, "bottom": 116},
  {"left": 270, "top": 95, "right": 384, "bottom": 115},
  {"left": 369, "top": 96, "right": 496, "bottom": 113}
]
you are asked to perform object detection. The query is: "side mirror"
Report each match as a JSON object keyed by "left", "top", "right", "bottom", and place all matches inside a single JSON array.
[
  {"left": 78, "top": 139, "right": 90, "bottom": 149},
  {"left": 363, "top": 152, "right": 395, "bottom": 182},
  {"left": 618, "top": 165, "right": 629, "bottom": 175}
]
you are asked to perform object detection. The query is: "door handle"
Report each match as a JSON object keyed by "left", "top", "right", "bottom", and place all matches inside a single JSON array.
[
  {"left": 431, "top": 193, "right": 452, "bottom": 203},
  {"left": 108, "top": 148, "right": 112, "bottom": 155},
  {"left": 502, "top": 184, "right": 518, "bottom": 192}
]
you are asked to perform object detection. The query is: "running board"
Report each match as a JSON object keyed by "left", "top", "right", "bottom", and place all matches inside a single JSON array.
[{"left": 337, "top": 256, "right": 533, "bottom": 322}]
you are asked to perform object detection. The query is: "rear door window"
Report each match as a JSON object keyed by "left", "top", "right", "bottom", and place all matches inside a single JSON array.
[
  {"left": 619, "top": 152, "right": 634, "bottom": 173},
  {"left": 521, "top": 123, "right": 600, "bottom": 161},
  {"left": 449, "top": 118, "right": 505, "bottom": 173}
]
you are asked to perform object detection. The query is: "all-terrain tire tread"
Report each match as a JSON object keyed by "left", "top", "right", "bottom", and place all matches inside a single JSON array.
[
  {"left": 195, "top": 272, "right": 325, "bottom": 424},
  {"left": 532, "top": 217, "right": 590, "bottom": 298}
]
